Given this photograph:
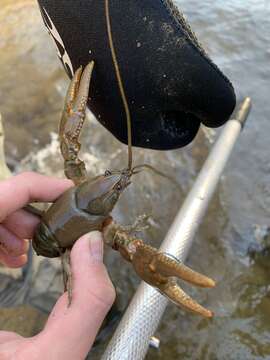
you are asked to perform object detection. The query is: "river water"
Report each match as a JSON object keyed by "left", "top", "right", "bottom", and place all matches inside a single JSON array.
[{"left": 0, "top": 1, "right": 270, "bottom": 359}]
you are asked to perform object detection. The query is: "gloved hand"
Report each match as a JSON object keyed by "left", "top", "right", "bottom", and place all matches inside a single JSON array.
[{"left": 37, "top": 0, "right": 236, "bottom": 150}]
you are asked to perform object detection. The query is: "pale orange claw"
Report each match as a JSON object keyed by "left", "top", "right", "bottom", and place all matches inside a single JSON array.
[
  {"left": 132, "top": 243, "right": 215, "bottom": 318},
  {"left": 159, "top": 280, "right": 213, "bottom": 318},
  {"left": 103, "top": 220, "right": 216, "bottom": 318}
]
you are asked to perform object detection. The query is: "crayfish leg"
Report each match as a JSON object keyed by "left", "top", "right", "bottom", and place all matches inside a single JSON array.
[{"left": 61, "top": 249, "right": 72, "bottom": 306}]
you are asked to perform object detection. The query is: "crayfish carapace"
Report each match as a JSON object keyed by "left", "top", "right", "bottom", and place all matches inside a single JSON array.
[{"left": 32, "top": 0, "right": 215, "bottom": 318}]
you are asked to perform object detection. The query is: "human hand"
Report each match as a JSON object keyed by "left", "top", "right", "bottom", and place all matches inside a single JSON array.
[{"left": 0, "top": 172, "right": 116, "bottom": 359}]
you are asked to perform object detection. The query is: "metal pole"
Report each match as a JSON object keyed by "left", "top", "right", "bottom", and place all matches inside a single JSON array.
[{"left": 101, "top": 98, "right": 252, "bottom": 360}]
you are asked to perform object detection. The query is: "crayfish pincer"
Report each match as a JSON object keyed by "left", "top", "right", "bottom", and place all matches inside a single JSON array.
[{"left": 32, "top": 61, "right": 215, "bottom": 318}]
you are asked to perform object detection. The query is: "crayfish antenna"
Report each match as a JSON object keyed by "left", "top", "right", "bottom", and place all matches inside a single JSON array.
[
  {"left": 105, "top": 0, "right": 133, "bottom": 170},
  {"left": 132, "top": 164, "right": 182, "bottom": 191}
]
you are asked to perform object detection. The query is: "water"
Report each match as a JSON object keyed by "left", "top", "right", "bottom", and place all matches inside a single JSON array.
[{"left": 0, "top": 1, "right": 270, "bottom": 359}]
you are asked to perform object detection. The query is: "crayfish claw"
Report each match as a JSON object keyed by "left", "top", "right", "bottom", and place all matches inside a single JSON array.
[
  {"left": 64, "top": 67, "right": 83, "bottom": 111},
  {"left": 103, "top": 220, "right": 215, "bottom": 317},
  {"left": 160, "top": 280, "right": 214, "bottom": 318},
  {"left": 149, "top": 252, "right": 216, "bottom": 288},
  {"left": 131, "top": 243, "right": 215, "bottom": 317},
  {"left": 60, "top": 66, "right": 83, "bottom": 134},
  {"left": 73, "top": 61, "right": 94, "bottom": 113},
  {"left": 59, "top": 61, "right": 94, "bottom": 184}
]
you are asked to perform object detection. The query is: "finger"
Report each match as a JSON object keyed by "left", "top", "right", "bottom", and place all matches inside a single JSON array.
[
  {"left": 0, "top": 225, "right": 29, "bottom": 256},
  {"left": 40, "top": 232, "right": 115, "bottom": 359},
  {"left": 0, "top": 332, "right": 23, "bottom": 359},
  {"left": 3, "top": 209, "right": 40, "bottom": 239},
  {"left": 0, "top": 172, "right": 72, "bottom": 222},
  {"left": 0, "top": 331, "right": 22, "bottom": 345},
  {"left": 0, "top": 251, "right": 27, "bottom": 268},
  {"left": 70, "top": 231, "right": 115, "bottom": 311}
]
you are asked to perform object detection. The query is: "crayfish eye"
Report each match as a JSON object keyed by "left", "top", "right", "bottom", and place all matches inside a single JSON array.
[
  {"left": 105, "top": 170, "right": 112, "bottom": 177},
  {"left": 116, "top": 183, "right": 122, "bottom": 191}
]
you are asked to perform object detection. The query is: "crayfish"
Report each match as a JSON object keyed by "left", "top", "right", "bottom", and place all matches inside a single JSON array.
[{"left": 31, "top": 2, "right": 215, "bottom": 318}]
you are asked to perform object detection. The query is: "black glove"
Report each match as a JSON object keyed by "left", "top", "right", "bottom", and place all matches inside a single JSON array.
[{"left": 38, "top": 0, "right": 236, "bottom": 150}]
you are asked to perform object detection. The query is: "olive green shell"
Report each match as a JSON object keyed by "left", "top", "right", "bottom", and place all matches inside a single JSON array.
[{"left": 32, "top": 182, "right": 108, "bottom": 258}]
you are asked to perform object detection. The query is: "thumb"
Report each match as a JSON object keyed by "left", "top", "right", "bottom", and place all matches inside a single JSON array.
[
  {"left": 38, "top": 232, "right": 115, "bottom": 359},
  {"left": 70, "top": 230, "right": 116, "bottom": 311}
]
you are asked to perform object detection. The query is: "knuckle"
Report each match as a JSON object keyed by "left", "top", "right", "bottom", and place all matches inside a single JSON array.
[
  {"left": 87, "top": 275, "right": 116, "bottom": 310},
  {"left": 95, "top": 280, "right": 116, "bottom": 309}
]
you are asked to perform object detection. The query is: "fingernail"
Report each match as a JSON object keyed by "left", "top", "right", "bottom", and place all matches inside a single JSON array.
[{"left": 88, "top": 231, "right": 103, "bottom": 262}]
